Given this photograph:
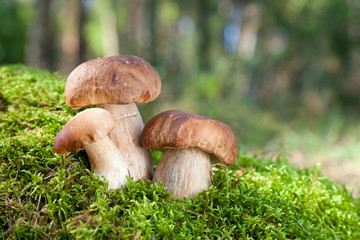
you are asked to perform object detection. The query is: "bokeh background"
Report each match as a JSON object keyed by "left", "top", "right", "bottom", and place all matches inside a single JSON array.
[{"left": 1, "top": 0, "right": 359, "bottom": 195}]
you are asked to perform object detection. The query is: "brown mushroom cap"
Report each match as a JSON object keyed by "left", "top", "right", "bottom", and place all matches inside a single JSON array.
[
  {"left": 65, "top": 55, "right": 161, "bottom": 109},
  {"left": 54, "top": 108, "right": 115, "bottom": 155},
  {"left": 141, "top": 110, "right": 238, "bottom": 165}
]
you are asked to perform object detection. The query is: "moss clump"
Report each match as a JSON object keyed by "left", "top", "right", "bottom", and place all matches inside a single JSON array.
[{"left": 0, "top": 65, "right": 359, "bottom": 239}]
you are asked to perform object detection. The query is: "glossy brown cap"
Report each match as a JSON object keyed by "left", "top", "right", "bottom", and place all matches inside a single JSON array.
[
  {"left": 65, "top": 55, "right": 161, "bottom": 109},
  {"left": 54, "top": 108, "right": 115, "bottom": 155},
  {"left": 141, "top": 110, "right": 238, "bottom": 165}
]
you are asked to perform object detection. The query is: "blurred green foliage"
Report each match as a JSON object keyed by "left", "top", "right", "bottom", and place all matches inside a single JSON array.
[
  {"left": 0, "top": 0, "right": 359, "bottom": 150},
  {"left": 0, "top": 1, "right": 28, "bottom": 63}
]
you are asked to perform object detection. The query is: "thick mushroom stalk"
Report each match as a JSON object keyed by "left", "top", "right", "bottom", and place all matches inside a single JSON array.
[
  {"left": 54, "top": 108, "right": 130, "bottom": 189},
  {"left": 84, "top": 136, "right": 129, "bottom": 189},
  {"left": 100, "top": 103, "right": 152, "bottom": 180},
  {"left": 153, "top": 147, "right": 212, "bottom": 199}
]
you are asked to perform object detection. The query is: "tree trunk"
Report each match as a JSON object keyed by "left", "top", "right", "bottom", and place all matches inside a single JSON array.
[
  {"left": 99, "top": 0, "right": 119, "bottom": 57},
  {"left": 58, "top": 0, "right": 87, "bottom": 74},
  {"left": 196, "top": 0, "right": 211, "bottom": 69},
  {"left": 27, "top": 0, "right": 56, "bottom": 70}
]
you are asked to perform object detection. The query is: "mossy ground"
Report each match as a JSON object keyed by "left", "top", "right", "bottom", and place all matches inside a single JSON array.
[{"left": 0, "top": 65, "right": 359, "bottom": 239}]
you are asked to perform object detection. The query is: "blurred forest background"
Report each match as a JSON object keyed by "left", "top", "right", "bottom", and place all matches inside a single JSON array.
[{"left": 1, "top": 0, "right": 359, "bottom": 195}]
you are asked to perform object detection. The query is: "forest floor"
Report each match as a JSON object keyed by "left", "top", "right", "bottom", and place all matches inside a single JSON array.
[
  {"left": 254, "top": 121, "right": 360, "bottom": 198},
  {"left": 252, "top": 150, "right": 360, "bottom": 198},
  {"left": 288, "top": 151, "right": 360, "bottom": 198}
]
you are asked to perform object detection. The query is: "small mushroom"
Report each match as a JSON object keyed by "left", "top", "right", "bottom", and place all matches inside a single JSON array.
[
  {"left": 141, "top": 110, "right": 238, "bottom": 199},
  {"left": 54, "top": 108, "right": 129, "bottom": 189},
  {"left": 64, "top": 55, "right": 161, "bottom": 181}
]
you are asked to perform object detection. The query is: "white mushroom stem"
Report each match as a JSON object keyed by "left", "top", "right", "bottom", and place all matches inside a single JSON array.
[
  {"left": 153, "top": 147, "right": 212, "bottom": 199},
  {"left": 85, "top": 136, "right": 129, "bottom": 189},
  {"left": 99, "top": 103, "right": 153, "bottom": 181}
]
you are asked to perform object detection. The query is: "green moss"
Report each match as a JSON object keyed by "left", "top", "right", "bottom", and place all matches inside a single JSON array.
[{"left": 0, "top": 65, "right": 359, "bottom": 239}]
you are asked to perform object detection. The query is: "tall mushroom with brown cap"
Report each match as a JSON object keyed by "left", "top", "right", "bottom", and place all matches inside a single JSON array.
[
  {"left": 64, "top": 55, "right": 161, "bottom": 181},
  {"left": 54, "top": 108, "right": 129, "bottom": 189},
  {"left": 141, "top": 110, "right": 238, "bottom": 199}
]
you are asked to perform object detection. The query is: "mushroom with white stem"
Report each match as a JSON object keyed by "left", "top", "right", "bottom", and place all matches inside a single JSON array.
[
  {"left": 54, "top": 108, "right": 129, "bottom": 189},
  {"left": 64, "top": 55, "right": 161, "bottom": 181},
  {"left": 140, "top": 110, "right": 238, "bottom": 199}
]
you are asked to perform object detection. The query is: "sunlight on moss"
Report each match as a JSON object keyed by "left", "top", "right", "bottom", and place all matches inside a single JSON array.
[{"left": 0, "top": 65, "right": 359, "bottom": 239}]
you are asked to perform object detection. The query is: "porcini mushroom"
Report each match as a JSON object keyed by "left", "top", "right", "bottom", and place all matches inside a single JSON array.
[
  {"left": 141, "top": 110, "right": 238, "bottom": 199},
  {"left": 64, "top": 55, "right": 161, "bottom": 180},
  {"left": 54, "top": 108, "right": 129, "bottom": 189}
]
